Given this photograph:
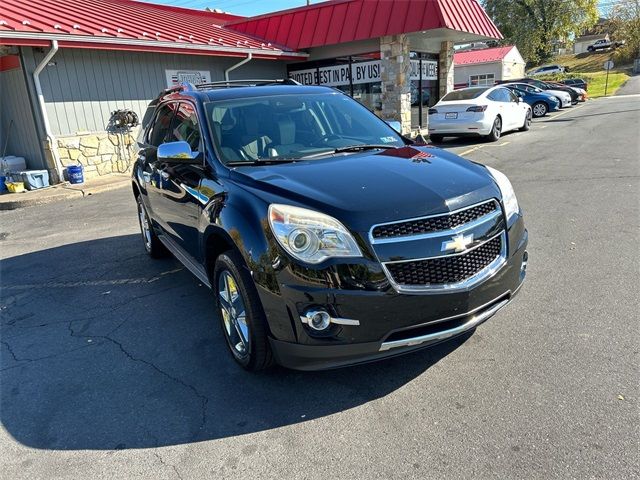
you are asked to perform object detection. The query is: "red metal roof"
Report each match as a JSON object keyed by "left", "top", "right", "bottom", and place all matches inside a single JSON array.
[
  {"left": 0, "top": 0, "right": 305, "bottom": 59},
  {"left": 226, "top": 0, "right": 503, "bottom": 50},
  {"left": 454, "top": 45, "right": 515, "bottom": 65}
]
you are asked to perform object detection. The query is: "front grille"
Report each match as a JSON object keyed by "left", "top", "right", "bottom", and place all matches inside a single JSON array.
[
  {"left": 385, "top": 235, "right": 502, "bottom": 286},
  {"left": 372, "top": 201, "right": 498, "bottom": 240}
]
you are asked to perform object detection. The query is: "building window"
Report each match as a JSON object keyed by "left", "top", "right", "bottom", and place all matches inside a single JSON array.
[{"left": 469, "top": 73, "right": 495, "bottom": 86}]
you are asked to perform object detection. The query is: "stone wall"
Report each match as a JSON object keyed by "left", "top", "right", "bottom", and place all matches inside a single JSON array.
[
  {"left": 439, "top": 41, "right": 455, "bottom": 99},
  {"left": 380, "top": 34, "right": 412, "bottom": 135},
  {"left": 56, "top": 129, "right": 139, "bottom": 180}
]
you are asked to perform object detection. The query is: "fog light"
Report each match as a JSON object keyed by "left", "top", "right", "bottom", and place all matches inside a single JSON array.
[
  {"left": 304, "top": 309, "right": 332, "bottom": 331},
  {"left": 300, "top": 309, "right": 360, "bottom": 330},
  {"left": 521, "top": 251, "right": 528, "bottom": 272}
]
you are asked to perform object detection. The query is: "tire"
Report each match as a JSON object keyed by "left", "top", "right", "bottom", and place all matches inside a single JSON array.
[
  {"left": 214, "top": 250, "right": 273, "bottom": 371},
  {"left": 486, "top": 116, "right": 501, "bottom": 142},
  {"left": 520, "top": 109, "right": 532, "bottom": 131},
  {"left": 136, "top": 196, "right": 168, "bottom": 259},
  {"left": 532, "top": 101, "right": 548, "bottom": 117},
  {"left": 430, "top": 134, "right": 444, "bottom": 143}
]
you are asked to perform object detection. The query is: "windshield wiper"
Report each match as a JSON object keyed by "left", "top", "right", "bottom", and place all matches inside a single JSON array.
[
  {"left": 226, "top": 158, "right": 299, "bottom": 166},
  {"left": 333, "top": 144, "right": 399, "bottom": 153}
]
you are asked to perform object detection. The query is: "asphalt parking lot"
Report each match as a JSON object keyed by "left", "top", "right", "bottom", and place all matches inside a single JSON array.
[{"left": 1, "top": 94, "right": 639, "bottom": 479}]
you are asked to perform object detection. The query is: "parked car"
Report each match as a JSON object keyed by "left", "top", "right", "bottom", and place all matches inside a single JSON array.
[
  {"left": 528, "top": 64, "right": 565, "bottom": 76},
  {"left": 498, "top": 78, "right": 579, "bottom": 105},
  {"left": 545, "top": 81, "right": 587, "bottom": 102},
  {"left": 587, "top": 38, "right": 625, "bottom": 52},
  {"left": 561, "top": 78, "right": 588, "bottom": 91},
  {"left": 132, "top": 80, "right": 528, "bottom": 371},
  {"left": 503, "top": 84, "right": 560, "bottom": 117},
  {"left": 502, "top": 82, "right": 572, "bottom": 109},
  {"left": 428, "top": 86, "right": 532, "bottom": 142}
]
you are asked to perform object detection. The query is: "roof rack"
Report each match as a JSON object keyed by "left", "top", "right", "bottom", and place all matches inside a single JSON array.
[{"left": 193, "top": 78, "right": 302, "bottom": 90}]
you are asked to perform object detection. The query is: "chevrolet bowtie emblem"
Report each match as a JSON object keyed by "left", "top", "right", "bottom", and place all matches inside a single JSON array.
[{"left": 442, "top": 233, "right": 474, "bottom": 253}]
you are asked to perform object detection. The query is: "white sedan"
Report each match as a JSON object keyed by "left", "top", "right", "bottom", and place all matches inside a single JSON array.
[{"left": 428, "top": 86, "right": 532, "bottom": 142}]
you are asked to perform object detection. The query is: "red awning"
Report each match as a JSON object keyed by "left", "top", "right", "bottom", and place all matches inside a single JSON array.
[
  {"left": 226, "top": 0, "right": 503, "bottom": 50},
  {"left": 0, "top": 0, "right": 306, "bottom": 59}
]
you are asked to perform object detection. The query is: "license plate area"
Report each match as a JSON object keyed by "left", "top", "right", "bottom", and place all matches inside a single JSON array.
[{"left": 445, "top": 112, "right": 458, "bottom": 119}]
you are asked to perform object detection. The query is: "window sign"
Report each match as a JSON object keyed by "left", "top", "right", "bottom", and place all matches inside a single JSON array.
[
  {"left": 165, "top": 69, "right": 211, "bottom": 87},
  {"left": 289, "top": 60, "right": 437, "bottom": 87},
  {"left": 410, "top": 60, "right": 438, "bottom": 81}
]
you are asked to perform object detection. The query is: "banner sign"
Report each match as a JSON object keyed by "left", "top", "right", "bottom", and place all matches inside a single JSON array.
[
  {"left": 165, "top": 69, "right": 211, "bottom": 87},
  {"left": 289, "top": 60, "right": 437, "bottom": 87}
]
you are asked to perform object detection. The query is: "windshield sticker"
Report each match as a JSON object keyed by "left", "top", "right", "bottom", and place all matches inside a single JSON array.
[{"left": 380, "top": 136, "right": 397, "bottom": 143}]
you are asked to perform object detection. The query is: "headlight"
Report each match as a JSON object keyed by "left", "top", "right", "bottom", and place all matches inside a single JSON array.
[
  {"left": 268, "top": 204, "right": 362, "bottom": 264},
  {"left": 486, "top": 166, "right": 520, "bottom": 221}
]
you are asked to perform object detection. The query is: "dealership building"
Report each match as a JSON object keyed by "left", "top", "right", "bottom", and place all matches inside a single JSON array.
[{"left": 0, "top": 0, "right": 501, "bottom": 182}]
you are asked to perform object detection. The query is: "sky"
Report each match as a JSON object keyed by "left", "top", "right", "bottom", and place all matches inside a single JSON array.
[{"left": 139, "top": 0, "right": 318, "bottom": 16}]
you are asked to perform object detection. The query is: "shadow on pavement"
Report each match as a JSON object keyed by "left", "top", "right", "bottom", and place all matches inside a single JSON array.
[{"left": 0, "top": 234, "right": 469, "bottom": 450}]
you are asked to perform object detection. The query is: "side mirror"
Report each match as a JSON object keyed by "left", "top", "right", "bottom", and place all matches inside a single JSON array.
[
  {"left": 385, "top": 120, "right": 402, "bottom": 133},
  {"left": 157, "top": 141, "right": 200, "bottom": 163}
]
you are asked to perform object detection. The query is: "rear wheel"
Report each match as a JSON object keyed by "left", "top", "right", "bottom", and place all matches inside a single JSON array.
[
  {"left": 486, "top": 116, "right": 501, "bottom": 142},
  {"left": 430, "top": 134, "right": 444, "bottom": 143},
  {"left": 136, "top": 196, "right": 168, "bottom": 258},
  {"left": 214, "top": 250, "right": 273, "bottom": 371},
  {"left": 520, "top": 109, "right": 532, "bottom": 131},
  {"left": 532, "top": 101, "right": 548, "bottom": 117}
]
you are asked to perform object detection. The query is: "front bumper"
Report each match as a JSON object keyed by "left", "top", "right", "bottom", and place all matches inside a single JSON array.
[{"left": 262, "top": 221, "right": 528, "bottom": 371}]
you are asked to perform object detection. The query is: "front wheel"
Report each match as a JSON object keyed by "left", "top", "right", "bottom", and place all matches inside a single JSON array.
[
  {"left": 486, "top": 116, "right": 502, "bottom": 142},
  {"left": 532, "top": 101, "right": 548, "bottom": 117},
  {"left": 520, "top": 110, "right": 532, "bottom": 131},
  {"left": 214, "top": 250, "right": 273, "bottom": 371}
]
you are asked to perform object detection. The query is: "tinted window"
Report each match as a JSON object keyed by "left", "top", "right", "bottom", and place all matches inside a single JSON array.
[
  {"left": 168, "top": 103, "right": 201, "bottom": 152},
  {"left": 507, "top": 90, "right": 519, "bottom": 102},
  {"left": 488, "top": 88, "right": 510, "bottom": 102},
  {"left": 149, "top": 103, "right": 177, "bottom": 147},
  {"left": 441, "top": 88, "right": 489, "bottom": 101}
]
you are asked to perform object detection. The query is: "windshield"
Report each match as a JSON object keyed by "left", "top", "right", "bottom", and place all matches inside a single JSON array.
[
  {"left": 204, "top": 93, "right": 404, "bottom": 165},
  {"left": 441, "top": 88, "right": 489, "bottom": 101}
]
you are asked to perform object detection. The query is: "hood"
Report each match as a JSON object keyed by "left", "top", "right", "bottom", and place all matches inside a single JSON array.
[{"left": 229, "top": 146, "right": 500, "bottom": 232}]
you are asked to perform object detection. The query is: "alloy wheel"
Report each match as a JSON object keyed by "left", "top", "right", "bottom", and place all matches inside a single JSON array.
[
  {"left": 138, "top": 202, "right": 152, "bottom": 252},
  {"left": 533, "top": 103, "right": 546, "bottom": 117},
  {"left": 218, "top": 270, "right": 250, "bottom": 359},
  {"left": 493, "top": 118, "right": 501, "bottom": 137}
]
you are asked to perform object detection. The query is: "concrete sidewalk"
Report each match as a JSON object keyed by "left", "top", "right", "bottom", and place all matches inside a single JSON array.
[{"left": 0, "top": 174, "right": 130, "bottom": 210}]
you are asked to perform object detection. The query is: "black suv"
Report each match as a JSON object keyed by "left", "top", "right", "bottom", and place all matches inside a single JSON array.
[{"left": 132, "top": 80, "right": 528, "bottom": 371}]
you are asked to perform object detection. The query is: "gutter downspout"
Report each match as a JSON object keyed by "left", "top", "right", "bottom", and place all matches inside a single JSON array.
[
  {"left": 33, "top": 40, "right": 64, "bottom": 183},
  {"left": 225, "top": 53, "right": 252, "bottom": 81}
]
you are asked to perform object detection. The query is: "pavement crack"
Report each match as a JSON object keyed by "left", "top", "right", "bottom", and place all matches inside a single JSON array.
[
  {"left": 1, "top": 340, "right": 34, "bottom": 363},
  {"left": 67, "top": 320, "right": 209, "bottom": 438},
  {"left": 153, "top": 451, "right": 184, "bottom": 480}
]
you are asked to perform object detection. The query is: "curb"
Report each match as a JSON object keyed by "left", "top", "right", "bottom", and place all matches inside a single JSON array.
[{"left": 0, "top": 178, "right": 130, "bottom": 211}]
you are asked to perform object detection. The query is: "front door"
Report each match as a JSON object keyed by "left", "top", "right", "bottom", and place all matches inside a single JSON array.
[{"left": 146, "top": 101, "right": 204, "bottom": 261}]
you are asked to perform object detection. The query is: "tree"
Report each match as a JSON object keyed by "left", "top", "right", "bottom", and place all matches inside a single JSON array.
[
  {"left": 608, "top": 0, "right": 640, "bottom": 61},
  {"left": 483, "top": 0, "right": 599, "bottom": 64}
]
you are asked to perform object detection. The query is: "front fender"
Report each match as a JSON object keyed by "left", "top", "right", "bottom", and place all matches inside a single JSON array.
[{"left": 202, "top": 196, "right": 297, "bottom": 341}]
